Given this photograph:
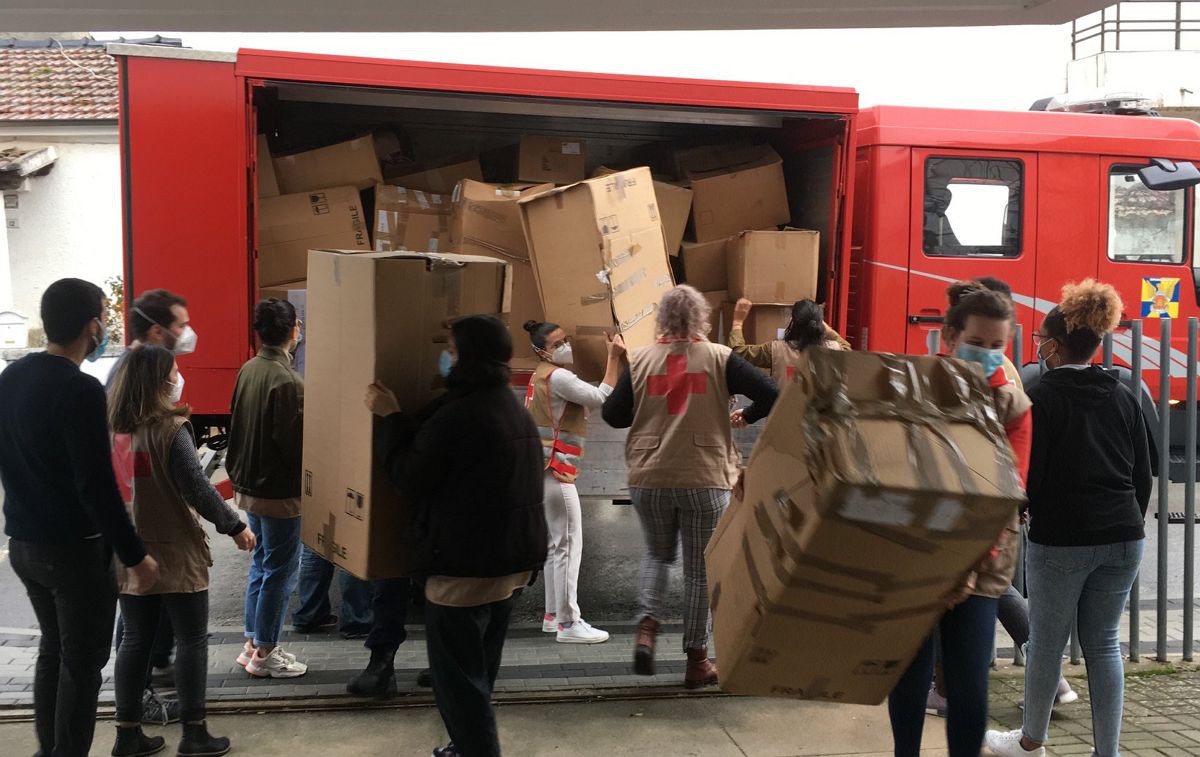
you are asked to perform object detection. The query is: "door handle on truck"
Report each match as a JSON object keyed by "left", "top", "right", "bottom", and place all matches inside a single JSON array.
[{"left": 907, "top": 314, "right": 945, "bottom": 325}]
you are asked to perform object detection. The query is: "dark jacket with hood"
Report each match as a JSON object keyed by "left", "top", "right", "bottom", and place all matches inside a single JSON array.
[
  {"left": 375, "top": 317, "right": 548, "bottom": 578},
  {"left": 1026, "top": 365, "right": 1153, "bottom": 547}
]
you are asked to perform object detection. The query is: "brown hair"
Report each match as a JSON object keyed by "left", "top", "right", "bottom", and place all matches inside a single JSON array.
[
  {"left": 107, "top": 345, "right": 190, "bottom": 434},
  {"left": 1042, "top": 279, "right": 1123, "bottom": 363},
  {"left": 945, "top": 280, "right": 1014, "bottom": 332}
]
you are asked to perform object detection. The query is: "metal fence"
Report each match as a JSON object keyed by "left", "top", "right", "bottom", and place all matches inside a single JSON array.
[
  {"left": 1072, "top": 0, "right": 1200, "bottom": 59},
  {"left": 927, "top": 317, "right": 1197, "bottom": 663}
]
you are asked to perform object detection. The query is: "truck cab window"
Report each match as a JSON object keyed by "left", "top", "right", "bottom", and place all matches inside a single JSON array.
[
  {"left": 1108, "top": 167, "right": 1188, "bottom": 264},
  {"left": 923, "top": 157, "right": 1023, "bottom": 258}
]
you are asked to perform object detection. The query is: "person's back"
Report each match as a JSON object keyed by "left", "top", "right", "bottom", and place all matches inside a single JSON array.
[{"left": 226, "top": 346, "right": 304, "bottom": 498}]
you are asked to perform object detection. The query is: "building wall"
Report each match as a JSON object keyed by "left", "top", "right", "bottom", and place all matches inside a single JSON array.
[
  {"left": 1067, "top": 50, "right": 1200, "bottom": 109},
  {"left": 2, "top": 133, "right": 121, "bottom": 338}
]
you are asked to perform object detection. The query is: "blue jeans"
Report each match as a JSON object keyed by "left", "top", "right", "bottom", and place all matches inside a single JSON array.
[
  {"left": 243, "top": 514, "right": 302, "bottom": 647},
  {"left": 1023, "top": 539, "right": 1144, "bottom": 755},
  {"left": 293, "top": 546, "right": 374, "bottom": 634},
  {"left": 888, "top": 595, "right": 999, "bottom": 757}
]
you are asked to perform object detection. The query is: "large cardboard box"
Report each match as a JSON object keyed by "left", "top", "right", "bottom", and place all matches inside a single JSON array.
[
  {"left": 518, "top": 135, "right": 587, "bottom": 185},
  {"left": 706, "top": 350, "right": 1024, "bottom": 704},
  {"left": 727, "top": 229, "right": 820, "bottom": 304},
  {"left": 256, "top": 135, "right": 280, "bottom": 198},
  {"left": 449, "top": 180, "right": 554, "bottom": 361},
  {"left": 722, "top": 302, "right": 791, "bottom": 345},
  {"left": 274, "top": 136, "right": 383, "bottom": 194},
  {"left": 258, "top": 284, "right": 307, "bottom": 376},
  {"left": 258, "top": 187, "right": 371, "bottom": 287},
  {"left": 519, "top": 167, "right": 674, "bottom": 380},
  {"left": 595, "top": 167, "right": 692, "bottom": 257},
  {"left": 373, "top": 184, "right": 452, "bottom": 253},
  {"left": 680, "top": 237, "right": 729, "bottom": 292},
  {"left": 302, "top": 250, "right": 511, "bottom": 579},
  {"left": 683, "top": 144, "right": 790, "bottom": 243},
  {"left": 387, "top": 159, "right": 484, "bottom": 194}
]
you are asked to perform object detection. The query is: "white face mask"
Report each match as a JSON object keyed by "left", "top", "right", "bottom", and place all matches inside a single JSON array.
[
  {"left": 552, "top": 343, "right": 573, "bottom": 366},
  {"left": 172, "top": 325, "right": 198, "bottom": 356},
  {"left": 168, "top": 375, "right": 185, "bottom": 404}
]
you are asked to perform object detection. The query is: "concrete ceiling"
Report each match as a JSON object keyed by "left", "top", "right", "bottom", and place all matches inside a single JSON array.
[{"left": 6, "top": 0, "right": 1109, "bottom": 33}]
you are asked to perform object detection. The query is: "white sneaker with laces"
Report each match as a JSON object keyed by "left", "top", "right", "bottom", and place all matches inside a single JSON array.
[
  {"left": 542, "top": 614, "right": 558, "bottom": 634},
  {"left": 238, "top": 641, "right": 296, "bottom": 668},
  {"left": 247, "top": 647, "right": 308, "bottom": 679},
  {"left": 556, "top": 620, "right": 610, "bottom": 644},
  {"left": 985, "top": 729, "right": 1045, "bottom": 756}
]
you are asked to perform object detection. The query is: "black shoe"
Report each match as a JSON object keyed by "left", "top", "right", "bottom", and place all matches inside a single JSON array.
[
  {"left": 339, "top": 624, "right": 371, "bottom": 641},
  {"left": 416, "top": 668, "right": 433, "bottom": 688},
  {"left": 347, "top": 648, "right": 397, "bottom": 697},
  {"left": 293, "top": 614, "right": 338, "bottom": 634},
  {"left": 112, "top": 726, "right": 166, "bottom": 757},
  {"left": 141, "top": 688, "right": 181, "bottom": 726},
  {"left": 178, "top": 722, "right": 231, "bottom": 757},
  {"left": 431, "top": 744, "right": 459, "bottom": 757}
]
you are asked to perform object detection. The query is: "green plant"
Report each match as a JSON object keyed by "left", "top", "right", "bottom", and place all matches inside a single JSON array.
[{"left": 104, "top": 275, "right": 125, "bottom": 346}]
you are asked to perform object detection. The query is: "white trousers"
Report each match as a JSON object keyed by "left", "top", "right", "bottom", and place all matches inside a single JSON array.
[{"left": 542, "top": 472, "right": 583, "bottom": 623}]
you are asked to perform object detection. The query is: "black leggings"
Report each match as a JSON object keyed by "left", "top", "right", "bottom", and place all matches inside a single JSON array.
[{"left": 115, "top": 592, "right": 209, "bottom": 724}]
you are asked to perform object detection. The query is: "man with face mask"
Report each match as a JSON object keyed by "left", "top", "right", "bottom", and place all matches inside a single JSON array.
[{"left": 0, "top": 278, "right": 159, "bottom": 757}]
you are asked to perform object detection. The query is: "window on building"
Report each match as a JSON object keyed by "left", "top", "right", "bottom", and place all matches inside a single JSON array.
[
  {"left": 1108, "top": 166, "right": 1188, "bottom": 264},
  {"left": 923, "top": 157, "right": 1023, "bottom": 258}
]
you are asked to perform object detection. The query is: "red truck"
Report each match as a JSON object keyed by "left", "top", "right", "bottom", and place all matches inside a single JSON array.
[{"left": 111, "top": 43, "right": 1200, "bottom": 489}]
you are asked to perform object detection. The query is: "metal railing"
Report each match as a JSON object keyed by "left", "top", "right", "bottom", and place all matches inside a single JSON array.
[{"left": 1072, "top": 1, "right": 1200, "bottom": 59}]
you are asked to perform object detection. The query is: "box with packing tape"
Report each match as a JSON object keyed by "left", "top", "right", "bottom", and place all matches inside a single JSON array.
[
  {"left": 705, "top": 349, "right": 1024, "bottom": 704},
  {"left": 274, "top": 135, "right": 383, "bottom": 195},
  {"left": 258, "top": 187, "right": 371, "bottom": 287},
  {"left": 594, "top": 167, "right": 692, "bottom": 258},
  {"left": 518, "top": 135, "right": 587, "bottom": 185},
  {"left": 727, "top": 229, "right": 819, "bottom": 304},
  {"left": 519, "top": 166, "right": 675, "bottom": 381},
  {"left": 386, "top": 158, "right": 484, "bottom": 194},
  {"left": 374, "top": 184, "right": 452, "bottom": 253},
  {"left": 450, "top": 180, "right": 553, "bottom": 362},
  {"left": 301, "top": 249, "right": 511, "bottom": 579},
  {"left": 678, "top": 143, "right": 790, "bottom": 243}
]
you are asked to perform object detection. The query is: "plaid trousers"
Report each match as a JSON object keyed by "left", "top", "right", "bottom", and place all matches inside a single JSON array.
[{"left": 630, "top": 487, "right": 730, "bottom": 651}]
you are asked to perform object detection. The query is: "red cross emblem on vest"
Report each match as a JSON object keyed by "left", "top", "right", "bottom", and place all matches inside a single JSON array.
[
  {"left": 648, "top": 353, "right": 708, "bottom": 415},
  {"left": 786, "top": 366, "right": 797, "bottom": 381}
]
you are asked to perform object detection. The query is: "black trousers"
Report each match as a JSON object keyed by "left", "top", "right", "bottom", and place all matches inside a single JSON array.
[
  {"left": 10, "top": 538, "right": 118, "bottom": 757},
  {"left": 425, "top": 594, "right": 516, "bottom": 757},
  {"left": 114, "top": 607, "right": 175, "bottom": 687},
  {"left": 115, "top": 592, "right": 210, "bottom": 724},
  {"left": 365, "top": 578, "right": 411, "bottom": 652}
]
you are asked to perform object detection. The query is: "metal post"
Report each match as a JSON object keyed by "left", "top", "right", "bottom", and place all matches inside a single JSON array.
[
  {"left": 1157, "top": 318, "right": 1172, "bottom": 663},
  {"left": 1103, "top": 331, "right": 1114, "bottom": 369},
  {"left": 926, "top": 329, "right": 940, "bottom": 357},
  {"left": 1013, "top": 323, "right": 1024, "bottom": 365},
  {"left": 1185, "top": 318, "right": 1197, "bottom": 661},
  {"left": 1129, "top": 319, "right": 1144, "bottom": 661}
]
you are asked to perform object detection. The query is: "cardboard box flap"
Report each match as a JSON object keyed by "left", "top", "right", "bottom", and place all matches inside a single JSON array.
[
  {"left": 313, "top": 248, "right": 508, "bottom": 267},
  {"left": 680, "top": 144, "right": 782, "bottom": 179}
]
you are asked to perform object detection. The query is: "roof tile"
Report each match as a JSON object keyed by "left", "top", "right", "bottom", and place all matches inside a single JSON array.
[{"left": 0, "top": 48, "right": 118, "bottom": 121}]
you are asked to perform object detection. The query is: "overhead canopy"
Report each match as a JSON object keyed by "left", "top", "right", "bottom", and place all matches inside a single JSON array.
[{"left": 7, "top": 0, "right": 1110, "bottom": 32}]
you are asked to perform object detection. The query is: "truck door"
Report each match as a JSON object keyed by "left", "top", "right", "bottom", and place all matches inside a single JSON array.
[{"left": 905, "top": 149, "right": 1037, "bottom": 359}]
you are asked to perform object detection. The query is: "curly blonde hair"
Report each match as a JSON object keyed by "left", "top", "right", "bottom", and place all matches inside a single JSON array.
[
  {"left": 656, "top": 285, "right": 711, "bottom": 339},
  {"left": 1043, "top": 278, "right": 1124, "bottom": 363}
]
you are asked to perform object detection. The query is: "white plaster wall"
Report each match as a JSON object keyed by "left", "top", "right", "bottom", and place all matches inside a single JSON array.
[
  {"left": 3, "top": 139, "right": 122, "bottom": 335},
  {"left": 1067, "top": 51, "right": 1200, "bottom": 108}
]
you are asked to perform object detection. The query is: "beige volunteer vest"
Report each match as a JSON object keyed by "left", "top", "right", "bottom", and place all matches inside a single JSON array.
[
  {"left": 525, "top": 361, "right": 590, "bottom": 484},
  {"left": 626, "top": 338, "right": 740, "bottom": 490},
  {"left": 767, "top": 339, "right": 807, "bottom": 387}
]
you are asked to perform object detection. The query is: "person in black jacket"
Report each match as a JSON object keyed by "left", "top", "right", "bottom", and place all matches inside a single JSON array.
[
  {"left": 365, "top": 315, "right": 547, "bottom": 757},
  {"left": 987, "top": 280, "right": 1152, "bottom": 757}
]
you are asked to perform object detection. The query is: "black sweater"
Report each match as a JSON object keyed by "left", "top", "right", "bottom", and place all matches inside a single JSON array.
[
  {"left": 0, "top": 353, "right": 146, "bottom": 566},
  {"left": 1026, "top": 366, "right": 1153, "bottom": 547}
]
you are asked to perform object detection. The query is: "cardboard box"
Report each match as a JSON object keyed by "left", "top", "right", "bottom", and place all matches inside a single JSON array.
[
  {"left": 701, "top": 290, "right": 728, "bottom": 343},
  {"left": 257, "top": 135, "right": 280, "bottom": 198},
  {"left": 387, "top": 159, "right": 484, "bottom": 194},
  {"left": 274, "top": 136, "right": 383, "bottom": 195},
  {"left": 595, "top": 167, "right": 692, "bottom": 257},
  {"left": 726, "top": 229, "right": 820, "bottom": 304},
  {"left": 518, "top": 135, "right": 587, "bottom": 185},
  {"left": 258, "top": 284, "right": 307, "bottom": 376},
  {"left": 449, "top": 180, "right": 554, "bottom": 360},
  {"left": 302, "top": 250, "right": 511, "bottom": 579},
  {"left": 705, "top": 350, "right": 1024, "bottom": 704},
  {"left": 680, "top": 237, "right": 729, "bottom": 292},
  {"left": 373, "top": 184, "right": 452, "bottom": 253},
  {"left": 258, "top": 187, "right": 371, "bottom": 287},
  {"left": 684, "top": 144, "right": 790, "bottom": 243},
  {"left": 721, "top": 302, "right": 791, "bottom": 345},
  {"left": 519, "top": 166, "right": 674, "bottom": 380}
]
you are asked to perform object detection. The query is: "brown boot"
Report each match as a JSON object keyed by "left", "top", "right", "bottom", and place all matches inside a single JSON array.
[
  {"left": 684, "top": 647, "right": 718, "bottom": 689},
  {"left": 633, "top": 616, "right": 659, "bottom": 676}
]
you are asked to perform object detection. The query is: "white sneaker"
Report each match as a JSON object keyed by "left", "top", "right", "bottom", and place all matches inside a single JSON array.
[
  {"left": 542, "top": 613, "right": 558, "bottom": 633},
  {"left": 985, "top": 729, "right": 1045, "bottom": 756},
  {"left": 246, "top": 647, "right": 308, "bottom": 679},
  {"left": 556, "top": 620, "right": 610, "bottom": 644},
  {"left": 237, "top": 640, "right": 296, "bottom": 668}
]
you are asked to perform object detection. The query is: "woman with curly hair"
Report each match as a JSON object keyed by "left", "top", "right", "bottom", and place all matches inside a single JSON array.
[
  {"left": 602, "top": 285, "right": 777, "bottom": 688},
  {"left": 987, "top": 280, "right": 1153, "bottom": 757}
]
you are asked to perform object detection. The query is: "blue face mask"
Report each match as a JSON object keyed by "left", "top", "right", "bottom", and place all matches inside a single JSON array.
[
  {"left": 437, "top": 350, "right": 455, "bottom": 378},
  {"left": 86, "top": 319, "right": 109, "bottom": 363},
  {"left": 956, "top": 342, "right": 1006, "bottom": 379}
]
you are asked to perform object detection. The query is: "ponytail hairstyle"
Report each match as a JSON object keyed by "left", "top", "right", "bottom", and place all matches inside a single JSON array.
[
  {"left": 1043, "top": 279, "right": 1123, "bottom": 363},
  {"left": 782, "top": 299, "right": 827, "bottom": 350},
  {"left": 523, "top": 320, "right": 561, "bottom": 353},
  {"left": 945, "top": 280, "right": 1014, "bottom": 332}
]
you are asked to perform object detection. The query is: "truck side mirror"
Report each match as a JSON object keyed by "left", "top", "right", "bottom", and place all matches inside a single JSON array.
[{"left": 1138, "top": 159, "right": 1200, "bottom": 191}]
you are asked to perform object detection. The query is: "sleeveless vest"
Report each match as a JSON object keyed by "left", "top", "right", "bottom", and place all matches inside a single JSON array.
[
  {"left": 120, "top": 416, "right": 213, "bottom": 595},
  {"left": 767, "top": 339, "right": 807, "bottom": 386},
  {"left": 626, "top": 339, "right": 739, "bottom": 489},
  {"left": 525, "top": 361, "right": 589, "bottom": 484}
]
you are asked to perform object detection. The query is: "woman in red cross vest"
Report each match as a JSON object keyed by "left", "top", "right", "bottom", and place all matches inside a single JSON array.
[
  {"left": 728, "top": 298, "right": 848, "bottom": 387},
  {"left": 602, "top": 285, "right": 778, "bottom": 688},
  {"left": 524, "top": 319, "right": 625, "bottom": 645}
]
